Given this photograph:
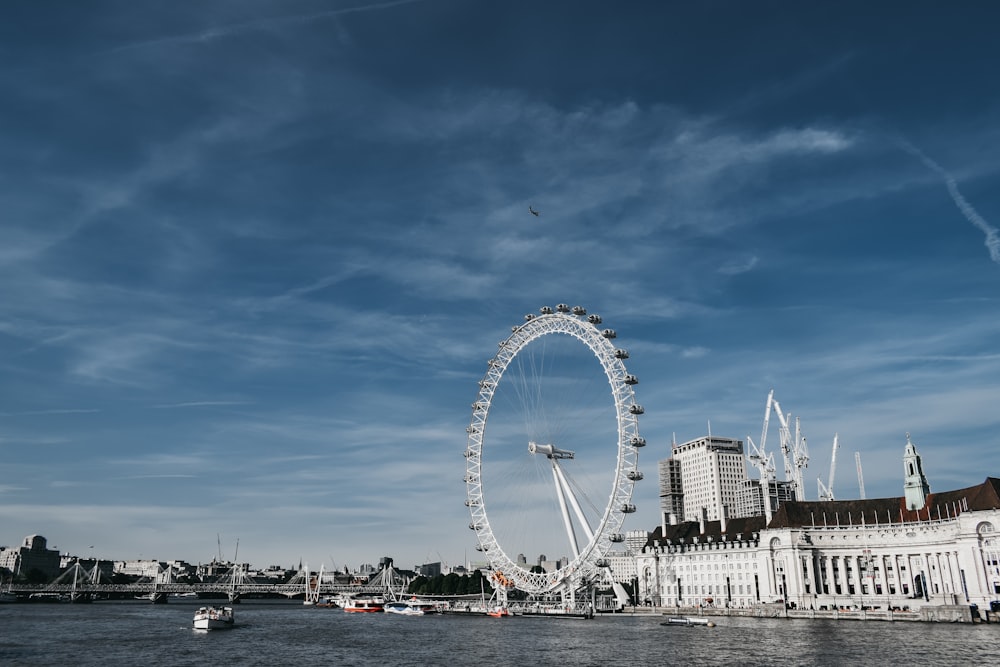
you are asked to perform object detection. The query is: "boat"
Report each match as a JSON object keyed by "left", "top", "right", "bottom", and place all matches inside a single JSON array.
[
  {"left": 661, "top": 616, "right": 715, "bottom": 627},
  {"left": 193, "top": 605, "right": 235, "bottom": 630},
  {"left": 315, "top": 596, "right": 339, "bottom": 608},
  {"left": 384, "top": 598, "right": 438, "bottom": 616},
  {"left": 486, "top": 606, "right": 510, "bottom": 618},
  {"left": 171, "top": 592, "right": 199, "bottom": 599},
  {"left": 1, "top": 579, "right": 17, "bottom": 604},
  {"left": 342, "top": 596, "right": 384, "bottom": 613}
]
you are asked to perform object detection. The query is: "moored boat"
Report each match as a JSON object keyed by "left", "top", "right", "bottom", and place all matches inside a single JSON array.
[
  {"left": 342, "top": 596, "right": 384, "bottom": 613},
  {"left": 193, "top": 605, "right": 235, "bottom": 630},
  {"left": 384, "top": 598, "right": 438, "bottom": 616},
  {"left": 661, "top": 616, "right": 715, "bottom": 627}
]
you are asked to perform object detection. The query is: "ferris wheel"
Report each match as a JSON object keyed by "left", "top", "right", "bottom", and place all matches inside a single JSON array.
[{"left": 464, "top": 304, "right": 645, "bottom": 596}]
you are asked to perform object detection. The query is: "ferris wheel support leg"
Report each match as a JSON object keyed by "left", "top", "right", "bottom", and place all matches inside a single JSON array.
[
  {"left": 553, "top": 462, "right": 596, "bottom": 544},
  {"left": 552, "top": 462, "right": 581, "bottom": 559}
]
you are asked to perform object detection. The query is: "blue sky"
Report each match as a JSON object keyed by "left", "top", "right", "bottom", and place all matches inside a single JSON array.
[{"left": 2, "top": 1, "right": 999, "bottom": 571}]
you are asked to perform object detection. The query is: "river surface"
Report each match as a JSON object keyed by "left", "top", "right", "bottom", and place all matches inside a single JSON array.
[{"left": 1, "top": 600, "right": 998, "bottom": 666}]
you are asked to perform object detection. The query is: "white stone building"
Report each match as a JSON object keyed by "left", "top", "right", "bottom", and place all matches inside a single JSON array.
[{"left": 635, "top": 472, "right": 1000, "bottom": 612}]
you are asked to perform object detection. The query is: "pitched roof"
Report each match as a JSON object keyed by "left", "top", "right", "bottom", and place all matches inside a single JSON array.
[
  {"left": 644, "top": 515, "right": 767, "bottom": 547},
  {"left": 767, "top": 477, "right": 1000, "bottom": 529},
  {"left": 640, "top": 478, "right": 1000, "bottom": 545}
]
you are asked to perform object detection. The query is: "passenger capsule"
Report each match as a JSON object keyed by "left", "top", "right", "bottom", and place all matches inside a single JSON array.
[
  {"left": 595, "top": 558, "right": 609, "bottom": 568},
  {"left": 601, "top": 329, "right": 617, "bottom": 339},
  {"left": 475, "top": 544, "right": 485, "bottom": 552},
  {"left": 629, "top": 404, "right": 644, "bottom": 415},
  {"left": 572, "top": 306, "right": 587, "bottom": 316},
  {"left": 464, "top": 474, "right": 478, "bottom": 482},
  {"left": 627, "top": 470, "right": 644, "bottom": 481},
  {"left": 466, "top": 426, "right": 477, "bottom": 434},
  {"left": 620, "top": 503, "right": 637, "bottom": 514},
  {"left": 464, "top": 449, "right": 478, "bottom": 458},
  {"left": 614, "top": 349, "right": 629, "bottom": 359},
  {"left": 556, "top": 303, "right": 570, "bottom": 313},
  {"left": 630, "top": 436, "right": 647, "bottom": 447},
  {"left": 524, "top": 313, "right": 535, "bottom": 321},
  {"left": 588, "top": 314, "right": 602, "bottom": 325},
  {"left": 540, "top": 306, "right": 553, "bottom": 314},
  {"left": 625, "top": 374, "right": 638, "bottom": 385},
  {"left": 469, "top": 522, "right": 481, "bottom": 530},
  {"left": 609, "top": 533, "right": 625, "bottom": 543},
  {"left": 464, "top": 499, "right": 480, "bottom": 507}
]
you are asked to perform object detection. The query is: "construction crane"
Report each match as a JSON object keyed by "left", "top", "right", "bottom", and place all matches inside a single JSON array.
[
  {"left": 760, "top": 390, "right": 810, "bottom": 500},
  {"left": 855, "top": 451, "right": 866, "bottom": 499},
  {"left": 746, "top": 434, "right": 777, "bottom": 485},
  {"left": 746, "top": 433, "right": 777, "bottom": 521},
  {"left": 817, "top": 433, "right": 839, "bottom": 501}
]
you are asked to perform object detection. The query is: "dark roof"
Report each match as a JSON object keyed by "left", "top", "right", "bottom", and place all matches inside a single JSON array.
[
  {"left": 641, "top": 478, "right": 1000, "bottom": 546},
  {"left": 767, "top": 477, "right": 1000, "bottom": 529},
  {"left": 644, "top": 516, "right": 767, "bottom": 548}
]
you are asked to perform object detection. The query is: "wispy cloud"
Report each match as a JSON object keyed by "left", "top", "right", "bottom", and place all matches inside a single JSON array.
[
  {"left": 0, "top": 408, "right": 101, "bottom": 417},
  {"left": 718, "top": 255, "right": 759, "bottom": 275},
  {"left": 151, "top": 401, "right": 252, "bottom": 409},
  {"left": 899, "top": 140, "right": 1000, "bottom": 263},
  {"left": 110, "top": 0, "right": 424, "bottom": 54}
]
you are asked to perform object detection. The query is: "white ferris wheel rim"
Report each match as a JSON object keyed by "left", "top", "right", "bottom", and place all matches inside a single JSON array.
[{"left": 464, "top": 306, "right": 643, "bottom": 595}]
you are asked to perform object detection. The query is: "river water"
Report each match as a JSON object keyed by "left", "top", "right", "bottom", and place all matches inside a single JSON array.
[{"left": 1, "top": 600, "right": 998, "bottom": 666}]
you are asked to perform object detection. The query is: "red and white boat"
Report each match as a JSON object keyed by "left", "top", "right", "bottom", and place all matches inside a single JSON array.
[{"left": 486, "top": 606, "right": 510, "bottom": 618}]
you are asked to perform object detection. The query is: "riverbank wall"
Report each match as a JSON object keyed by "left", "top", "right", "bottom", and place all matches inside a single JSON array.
[{"left": 612, "top": 603, "right": 987, "bottom": 623}]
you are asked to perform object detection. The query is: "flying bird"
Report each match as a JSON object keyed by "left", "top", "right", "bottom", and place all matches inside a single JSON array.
[{"left": 528, "top": 205, "right": 540, "bottom": 217}]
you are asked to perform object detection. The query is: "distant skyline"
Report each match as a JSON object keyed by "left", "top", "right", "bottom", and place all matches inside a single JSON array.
[{"left": 1, "top": 1, "right": 999, "bottom": 570}]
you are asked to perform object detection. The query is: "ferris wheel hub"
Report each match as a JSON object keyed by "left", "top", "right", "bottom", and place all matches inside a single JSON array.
[{"left": 528, "top": 441, "right": 575, "bottom": 459}]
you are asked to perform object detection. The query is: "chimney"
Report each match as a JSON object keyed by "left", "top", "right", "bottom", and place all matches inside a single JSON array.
[
  {"left": 670, "top": 512, "right": 678, "bottom": 526},
  {"left": 699, "top": 507, "right": 707, "bottom": 535},
  {"left": 721, "top": 504, "right": 728, "bottom": 533}
]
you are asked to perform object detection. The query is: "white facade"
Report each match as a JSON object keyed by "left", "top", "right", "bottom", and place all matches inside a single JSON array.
[{"left": 635, "top": 480, "right": 1000, "bottom": 612}]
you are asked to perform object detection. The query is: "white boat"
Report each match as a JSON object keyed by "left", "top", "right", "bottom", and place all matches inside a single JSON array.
[
  {"left": 193, "top": 605, "right": 235, "bottom": 630},
  {"left": 384, "top": 598, "right": 438, "bottom": 616},
  {"left": 342, "top": 596, "right": 384, "bottom": 613},
  {"left": 661, "top": 616, "right": 715, "bottom": 627}
]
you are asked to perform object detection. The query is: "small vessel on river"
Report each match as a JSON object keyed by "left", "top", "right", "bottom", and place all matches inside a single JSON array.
[
  {"left": 384, "top": 598, "right": 438, "bottom": 616},
  {"left": 661, "top": 616, "right": 715, "bottom": 627},
  {"left": 193, "top": 606, "right": 235, "bottom": 630},
  {"left": 342, "top": 596, "right": 385, "bottom": 613}
]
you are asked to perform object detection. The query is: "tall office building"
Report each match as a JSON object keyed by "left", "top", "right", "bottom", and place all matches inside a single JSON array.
[{"left": 669, "top": 436, "right": 748, "bottom": 521}]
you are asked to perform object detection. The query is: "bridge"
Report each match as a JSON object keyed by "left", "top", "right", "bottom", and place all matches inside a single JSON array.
[
  {"left": 5, "top": 559, "right": 404, "bottom": 603},
  {"left": 6, "top": 581, "right": 390, "bottom": 601}
]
